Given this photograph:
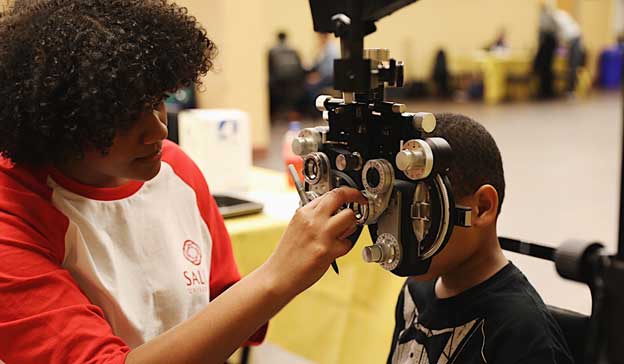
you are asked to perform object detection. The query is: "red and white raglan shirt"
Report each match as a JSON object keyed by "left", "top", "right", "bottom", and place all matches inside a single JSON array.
[{"left": 0, "top": 140, "right": 266, "bottom": 364}]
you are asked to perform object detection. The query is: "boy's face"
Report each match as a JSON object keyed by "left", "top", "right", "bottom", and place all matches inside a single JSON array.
[
  {"left": 410, "top": 187, "right": 498, "bottom": 281},
  {"left": 61, "top": 103, "right": 169, "bottom": 187}
]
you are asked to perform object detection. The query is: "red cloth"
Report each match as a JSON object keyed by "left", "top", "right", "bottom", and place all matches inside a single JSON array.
[{"left": 0, "top": 140, "right": 265, "bottom": 364}]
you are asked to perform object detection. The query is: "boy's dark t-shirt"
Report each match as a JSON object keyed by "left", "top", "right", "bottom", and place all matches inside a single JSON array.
[{"left": 387, "top": 262, "right": 573, "bottom": 364}]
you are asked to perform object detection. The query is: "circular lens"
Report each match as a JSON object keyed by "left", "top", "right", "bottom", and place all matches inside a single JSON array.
[
  {"left": 305, "top": 159, "right": 318, "bottom": 180},
  {"left": 348, "top": 202, "right": 366, "bottom": 221},
  {"left": 352, "top": 203, "right": 363, "bottom": 220},
  {"left": 366, "top": 168, "right": 381, "bottom": 189},
  {"left": 354, "top": 201, "right": 369, "bottom": 224}
]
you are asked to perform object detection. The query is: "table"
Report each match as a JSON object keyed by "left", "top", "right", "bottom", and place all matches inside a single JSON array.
[
  {"left": 225, "top": 168, "right": 406, "bottom": 364},
  {"left": 453, "top": 50, "right": 534, "bottom": 104},
  {"left": 453, "top": 50, "right": 581, "bottom": 103}
]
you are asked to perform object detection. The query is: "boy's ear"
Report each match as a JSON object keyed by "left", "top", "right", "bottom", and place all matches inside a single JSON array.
[{"left": 470, "top": 184, "right": 499, "bottom": 227}]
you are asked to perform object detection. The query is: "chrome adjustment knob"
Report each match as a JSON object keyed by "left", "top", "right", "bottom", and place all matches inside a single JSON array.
[
  {"left": 315, "top": 95, "right": 344, "bottom": 112},
  {"left": 403, "top": 112, "right": 436, "bottom": 133},
  {"left": 292, "top": 128, "right": 324, "bottom": 156},
  {"left": 396, "top": 149, "right": 426, "bottom": 171},
  {"left": 302, "top": 152, "right": 329, "bottom": 185},
  {"left": 292, "top": 136, "right": 316, "bottom": 156},
  {"left": 396, "top": 139, "right": 434, "bottom": 181},
  {"left": 336, "top": 152, "right": 363, "bottom": 171},
  {"left": 362, "top": 233, "right": 401, "bottom": 271},
  {"left": 315, "top": 95, "right": 332, "bottom": 112},
  {"left": 362, "top": 244, "right": 384, "bottom": 263}
]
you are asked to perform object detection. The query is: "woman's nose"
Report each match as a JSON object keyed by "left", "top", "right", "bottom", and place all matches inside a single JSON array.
[{"left": 142, "top": 104, "right": 168, "bottom": 145}]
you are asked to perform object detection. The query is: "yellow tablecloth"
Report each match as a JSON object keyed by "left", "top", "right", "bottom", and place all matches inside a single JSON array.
[
  {"left": 454, "top": 50, "right": 534, "bottom": 104},
  {"left": 453, "top": 50, "right": 578, "bottom": 103},
  {"left": 226, "top": 168, "right": 405, "bottom": 364}
]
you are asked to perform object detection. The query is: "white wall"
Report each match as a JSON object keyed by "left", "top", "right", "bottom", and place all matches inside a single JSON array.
[
  {"left": 615, "top": 0, "right": 624, "bottom": 34},
  {"left": 176, "top": 0, "right": 271, "bottom": 150}
]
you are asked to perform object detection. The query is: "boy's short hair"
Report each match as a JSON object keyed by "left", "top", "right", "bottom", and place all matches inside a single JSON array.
[
  {"left": 0, "top": 0, "right": 216, "bottom": 165},
  {"left": 429, "top": 113, "right": 506, "bottom": 214}
]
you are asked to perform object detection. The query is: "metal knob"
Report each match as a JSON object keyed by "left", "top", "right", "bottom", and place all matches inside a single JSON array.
[
  {"left": 405, "top": 112, "right": 436, "bottom": 133},
  {"left": 362, "top": 244, "right": 384, "bottom": 263},
  {"left": 396, "top": 149, "right": 426, "bottom": 172},
  {"left": 315, "top": 95, "right": 333, "bottom": 112},
  {"left": 302, "top": 152, "right": 328, "bottom": 185},
  {"left": 362, "top": 236, "right": 401, "bottom": 271},
  {"left": 364, "top": 233, "right": 402, "bottom": 271},
  {"left": 392, "top": 103, "right": 406, "bottom": 114},
  {"left": 292, "top": 136, "right": 315, "bottom": 156},
  {"left": 322, "top": 110, "right": 329, "bottom": 121},
  {"left": 335, "top": 152, "right": 363, "bottom": 171}
]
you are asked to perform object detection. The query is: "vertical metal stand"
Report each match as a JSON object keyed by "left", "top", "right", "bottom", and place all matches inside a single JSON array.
[{"left": 618, "top": 85, "right": 624, "bottom": 260}]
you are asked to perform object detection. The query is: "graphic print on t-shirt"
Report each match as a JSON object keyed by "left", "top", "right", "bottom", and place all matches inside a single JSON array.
[
  {"left": 391, "top": 286, "right": 486, "bottom": 364},
  {"left": 183, "top": 239, "right": 203, "bottom": 265}
]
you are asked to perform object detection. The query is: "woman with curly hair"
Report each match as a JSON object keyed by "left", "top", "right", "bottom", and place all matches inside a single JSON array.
[{"left": 0, "top": 1, "right": 364, "bottom": 363}]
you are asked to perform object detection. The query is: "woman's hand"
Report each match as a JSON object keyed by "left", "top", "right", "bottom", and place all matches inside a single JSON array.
[{"left": 265, "top": 187, "right": 367, "bottom": 297}]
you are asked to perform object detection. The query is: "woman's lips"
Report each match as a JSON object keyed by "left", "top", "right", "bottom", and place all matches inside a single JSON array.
[{"left": 136, "top": 148, "right": 162, "bottom": 162}]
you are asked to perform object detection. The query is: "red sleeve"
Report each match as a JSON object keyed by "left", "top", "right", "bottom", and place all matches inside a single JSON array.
[
  {"left": 162, "top": 141, "right": 267, "bottom": 345},
  {"left": 202, "top": 189, "right": 268, "bottom": 345},
  {"left": 0, "top": 165, "right": 130, "bottom": 364}
]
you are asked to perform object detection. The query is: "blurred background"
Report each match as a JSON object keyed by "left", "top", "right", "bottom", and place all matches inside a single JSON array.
[{"left": 166, "top": 0, "right": 622, "bottom": 363}]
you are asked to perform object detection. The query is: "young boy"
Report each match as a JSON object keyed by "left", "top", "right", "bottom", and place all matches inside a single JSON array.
[
  {"left": 388, "top": 114, "right": 573, "bottom": 364},
  {"left": 0, "top": 1, "right": 364, "bottom": 363}
]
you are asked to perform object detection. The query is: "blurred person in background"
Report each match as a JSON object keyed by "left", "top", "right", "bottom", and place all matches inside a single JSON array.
[
  {"left": 268, "top": 31, "right": 305, "bottom": 120},
  {"left": 552, "top": 7, "right": 584, "bottom": 95},
  {"left": 301, "top": 32, "right": 340, "bottom": 115},
  {"left": 534, "top": 2, "right": 558, "bottom": 99},
  {"left": 431, "top": 49, "right": 452, "bottom": 99},
  {"left": 485, "top": 28, "right": 508, "bottom": 52}
]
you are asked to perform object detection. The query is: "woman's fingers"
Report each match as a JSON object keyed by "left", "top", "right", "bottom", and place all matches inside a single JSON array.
[
  {"left": 326, "top": 207, "right": 358, "bottom": 238},
  {"left": 314, "top": 187, "right": 366, "bottom": 216}
]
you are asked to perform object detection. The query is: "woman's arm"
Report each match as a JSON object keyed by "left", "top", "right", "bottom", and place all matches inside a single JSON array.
[{"left": 126, "top": 187, "right": 365, "bottom": 364}]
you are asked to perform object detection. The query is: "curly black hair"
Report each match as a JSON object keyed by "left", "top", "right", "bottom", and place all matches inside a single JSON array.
[
  {"left": 0, "top": 0, "right": 216, "bottom": 165},
  {"left": 429, "top": 113, "right": 506, "bottom": 215}
]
